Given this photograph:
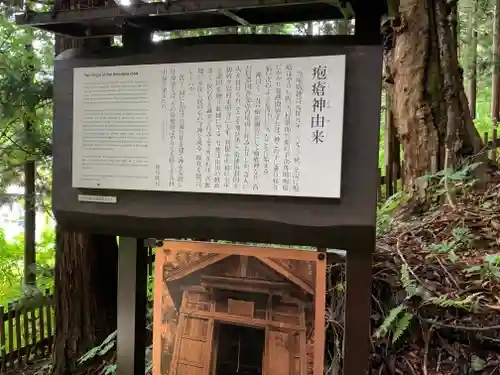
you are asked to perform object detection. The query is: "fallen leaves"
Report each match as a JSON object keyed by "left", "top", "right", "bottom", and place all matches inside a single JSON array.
[{"left": 326, "top": 170, "right": 500, "bottom": 375}]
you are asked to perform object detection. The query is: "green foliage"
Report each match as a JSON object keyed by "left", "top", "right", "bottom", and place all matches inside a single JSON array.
[
  {"left": 376, "top": 192, "right": 407, "bottom": 235},
  {"left": 147, "top": 249, "right": 156, "bottom": 301},
  {"left": 425, "top": 292, "right": 481, "bottom": 311},
  {"left": 0, "top": 224, "right": 55, "bottom": 307},
  {"left": 471, "top": 355, "right": 487, "bottom": 372},
  {"left": 374, "top": 264, "right": 482, "bottom": 342},
  {"left": 422, "top": 162, "right": 483, "bottom": 200},
  {"left": 374, "top": 265, "right": 415, "bottom": 343},
  {"left": 463, "top": 254, "right": 500, "bottom": 278},
  {"left": 374, "top": 303, "right": 413, "bottom": 344},
  {"left": 78, "top": 330, "right": 153, "bottom": 375},
  {"left": 0, "top": 14, "right": 54, "bottom": 309},
  {"left": 0, "top": 15, "right": 53, "bottom": 199},
  {"left": 78, "top": 331, "right": 117, "bottom": 364},
  {"left": 459, "top": 0, "right": 496, "bottom": 100},
  {"left": 427, "top": 227, "right": 478, "bottom": 264},
  {"left": 400, "top": 263, "right": 417, "bottom": 297}
]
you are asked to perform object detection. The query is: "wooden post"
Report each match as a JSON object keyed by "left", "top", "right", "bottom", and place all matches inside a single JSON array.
[
  {"left": 117, "top": 238, "right": 148, "bottom": 375},
  {"left": 343, "top": 229, "right": 374, "bottom": 375},
  {"left": 485, "top": 132, "right": 489, "bottom": 160},
  {"left": 493, "top": 127, "right": 498, "bottom": 162},
  {"left": 393, "top": 132, "right": 401, "bottom": 193},
  {"left": 0, "top": 305, "right": 6, "bottom": 371},
  {"left": 14, "top": 308, "right": 22, "bottom": 366},
  {"left": 7, "top": 304, "right": 13, "bottom": 368},
  {"left": 39, "top": 299, "right": 46, "bottom": 356},
  {"left": 385, "top": 163, "right": 392, "bottom": 199},
  {"left": 22, "top": 307, "right": 30, "bottom": 364},
  {"left": 400, "top": 160, "right": 405, "bottom": 190},
  {"left": 45, "top": 290, "right": 52, "bottom": 355},
  {"left": 384, "top": 89, "right": 394, "bottom": 198},
  {"left": 29, "top": 308, "right": 36, "bottom": 359},
  {"left": 377, "top": 168, "right": 382, "bottom": 202}
]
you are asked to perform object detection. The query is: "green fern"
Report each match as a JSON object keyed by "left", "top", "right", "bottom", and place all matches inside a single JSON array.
[
  {"left": 78, "top": 331, "right": 117, "bottom": 364},
  {"left": 422, "top": 162, "right": 483, "bottom": 199},
  {"left": 400, "top": 264, "right": 417, "bottom": 298},
  {"left": 374, "top": 304, "right": 413, "bottom": 343},
  {"left": 102, "top": 364, "right": 117, "bottom": 375},
  {"left": 463, "top": 254, "right": 500, "bottom": 279},
  {"left": 392, "top": 312, "right": 413, "bottom": 343},
  {"left": 373, "top": 266, "right": 418, "bottom": 342},
  {"left": 426, "top": 293, "right": 481, "bottom": 311},
  {"left": 427, "top": 226, "right": 477, "bottom": 264},
  {"left": 374, "top": 305, "right": 405, "bottom": 339},
  {"left": 376, "top": 192, "right": 407, "bottom": 235}
]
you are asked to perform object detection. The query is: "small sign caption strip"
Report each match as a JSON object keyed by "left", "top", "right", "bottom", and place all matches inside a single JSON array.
[{"left": 78, "top": 194, "right": 118, "bottom": 204}]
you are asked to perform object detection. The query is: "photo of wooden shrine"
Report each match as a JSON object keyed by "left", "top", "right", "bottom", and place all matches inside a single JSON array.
[{"left": 152, "top": 241, "right": 327, "bottom": 375}]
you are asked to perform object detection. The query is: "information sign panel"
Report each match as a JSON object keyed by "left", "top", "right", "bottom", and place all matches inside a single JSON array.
[
  {"left": 73, "top": 56, "right": 346, "bottom": 198},
  {"left": 53, "top": 36, "right": 382, "bottom": 248}
]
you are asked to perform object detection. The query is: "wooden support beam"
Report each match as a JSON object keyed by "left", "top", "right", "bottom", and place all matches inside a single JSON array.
[{"left": 218, "top": 9, "right": 251, "bottom": 26}]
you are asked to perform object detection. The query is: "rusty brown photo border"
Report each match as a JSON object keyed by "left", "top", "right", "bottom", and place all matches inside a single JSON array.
[{"left": 152, "top": 240, "right": 327, "bottom": 375}]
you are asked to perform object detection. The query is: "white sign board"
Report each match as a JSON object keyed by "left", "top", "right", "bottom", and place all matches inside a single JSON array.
[{"left": 73, "top": 55, "right": 346, "bottom": 198}]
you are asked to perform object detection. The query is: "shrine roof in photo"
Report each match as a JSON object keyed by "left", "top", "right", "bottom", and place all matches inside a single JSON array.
[
  {"left": 15, "top": 0, "right": 387, "bottom": 38},
  {"left": 162, "top": 253, "right": 316, "bottom": 309}
]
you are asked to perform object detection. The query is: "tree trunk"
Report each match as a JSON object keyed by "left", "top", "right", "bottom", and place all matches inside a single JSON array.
[
  {"left": 52, "top": 2, "right": 118, "bottom": 374},
  {"left": 24, "top": 41, "right": 36, "bottom": 289},
  {"left": 385, "top": 0, "right": 484, "bottom": 199},
  {"left": 465, "top": 0, "right": 478, "bottom": 118},
  {"left": 492, "top": 0, "right": 500, "bottom": 125},
  {"left": 52, "top": 229, "right": 118, "bottom": 374}
]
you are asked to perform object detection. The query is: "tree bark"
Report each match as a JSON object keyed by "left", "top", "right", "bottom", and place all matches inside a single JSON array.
[
  {"left": 492, "top": 0, "right": 500, "bottom": 125},
  {"left": 465, "top": 0, "right": 478, "bottom": 118},
  {"left": 24, "top": 41, "right": 36, "bottom": 288},
  {"left": 385, "top": 0, "right": 484, "bottom": 200},
  {"left": 52, "top": 229, "right": 118, "bottom": 374},
  {"left": 52, "top": 2, "right": 118, "bottom": 374}
]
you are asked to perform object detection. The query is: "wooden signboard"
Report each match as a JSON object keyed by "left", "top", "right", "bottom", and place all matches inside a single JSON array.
[
  {"left": 153, "top": 241, "right": 327, "bottom": 375},
  {"left": 52, "top": 35, "right": 382, "bottom": 249}
]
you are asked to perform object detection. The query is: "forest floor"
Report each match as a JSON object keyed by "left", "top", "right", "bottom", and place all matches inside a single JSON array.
[
  {"left": 326, "top": 168, "right": 500, "bottom": 375},
  {"left": 5, "top": 170, "right": 500, "bottom": 375}
]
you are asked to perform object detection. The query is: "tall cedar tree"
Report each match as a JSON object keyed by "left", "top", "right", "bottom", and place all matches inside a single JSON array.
[
  {"left": 52, "top": 1, "right": 118, "bottom": 372},
  {"left": 384, "top": 0, "right": 484, "bottom": 200}
]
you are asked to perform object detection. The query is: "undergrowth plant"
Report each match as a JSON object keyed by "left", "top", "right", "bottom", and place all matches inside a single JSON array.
[
  {"left": 427, "top": 227, "right": 478, "bottom": 264},
  {"left": 374, "top": 264, "right": 482, "bottom": 343},
  {"left": 78, "top": 298, "right": 154, "bottom": 375},
  {"left": 463, "top": 254, "right": 500, "bottom": 279},
  {"left": 0, "top": 226, "right": 55, "bottom": 306},
  {"left": 78, "top": 329, "right": 153, "bottom": 374},
  {"left": 422, "top": 161, "right": 483, "bottom": 199},
  {"left": 376, "top": 192, "right": 406, "bottom": 235}
]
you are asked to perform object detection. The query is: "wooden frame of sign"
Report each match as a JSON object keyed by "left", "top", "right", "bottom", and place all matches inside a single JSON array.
[
  {"left": 49, "top": 15, "right": 382, "bottom": 375},
  {"left": 53, "top": 35, "right": 381, "bottom": 250}
]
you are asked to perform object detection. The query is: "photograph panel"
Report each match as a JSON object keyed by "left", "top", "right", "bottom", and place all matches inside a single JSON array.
[{"left": 153, "top": 241, "right": 326, "bottom": 375}]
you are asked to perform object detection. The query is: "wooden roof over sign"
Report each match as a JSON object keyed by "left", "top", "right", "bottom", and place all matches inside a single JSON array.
[{"left": 15, "top": 0, "right": 387, "bottom": 38}]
